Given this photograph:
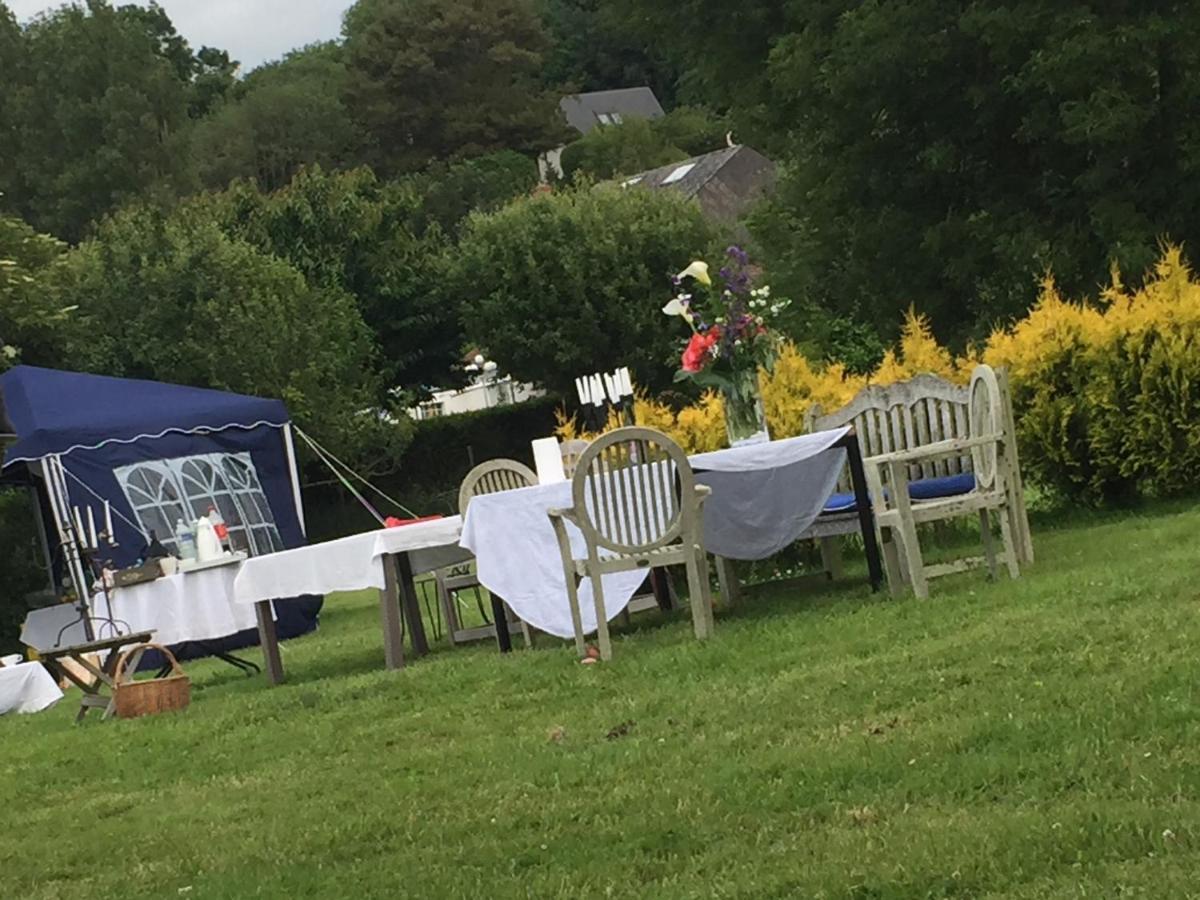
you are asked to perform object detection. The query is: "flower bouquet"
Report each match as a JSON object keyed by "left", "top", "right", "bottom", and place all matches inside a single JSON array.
[{"left": 663, "top": 246, "right": 790, "bottom": 446}]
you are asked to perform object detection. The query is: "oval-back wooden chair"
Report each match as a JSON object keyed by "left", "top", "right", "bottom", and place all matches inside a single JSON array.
[
  {"left": 438, "top": 459, "right": 538, "bottom": 647},
  {"left": 559, "top": 439, "right": 590, "bottom": 479},
  {"left": 547, "top": 427, "right": 712, "bottom": 661}
]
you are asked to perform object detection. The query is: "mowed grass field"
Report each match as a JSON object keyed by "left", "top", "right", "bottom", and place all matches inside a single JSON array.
[{"left": 3, "top": 502, "right": 1200, "bottom": 898}]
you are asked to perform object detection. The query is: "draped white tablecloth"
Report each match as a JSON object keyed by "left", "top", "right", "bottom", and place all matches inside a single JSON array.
[
  {"left": 232, "top": 516, "right": 469, "bottom": 605},
  {"left": 0, "top": 662, "right": 64, "bottom": 715},
  {"left": 459, "top": 427, "right": 851, "bottom": 639},
  {"left": 92, "top": 562, "right": 257, "bottom": 646}
]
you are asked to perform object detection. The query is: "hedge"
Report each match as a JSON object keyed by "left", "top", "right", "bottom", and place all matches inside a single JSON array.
[{"left": 304, "top": 395, "right": 561, "bottom": 541}]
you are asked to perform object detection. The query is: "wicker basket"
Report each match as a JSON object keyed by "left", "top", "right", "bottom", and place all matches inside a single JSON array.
[{"left": 112, "top": 643, "right": 191, "bottom": 719}]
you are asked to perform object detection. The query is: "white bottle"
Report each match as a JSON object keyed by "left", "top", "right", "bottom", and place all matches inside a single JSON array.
[
  {"left": 194, "top": 515, "right": 222, "bottom": 562},
  {"left": 175, "top": 518, "right": 197, "bottom": 562}
]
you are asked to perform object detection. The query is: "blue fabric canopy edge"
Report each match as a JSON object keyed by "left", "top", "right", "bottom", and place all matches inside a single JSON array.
[{"left": 1, "top": 366, "right": 289, "bottom": 467}]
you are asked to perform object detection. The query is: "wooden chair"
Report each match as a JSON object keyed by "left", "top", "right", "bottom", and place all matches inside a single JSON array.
[
  {"left": 801, "top": 368, "right": 1033, "bottom": 584},
  {"left": 862, "top": 365, "right": 1022, "bottom": 598},
  {"left": 559, "top": 439, "right": 590, "bottom": 478},
  {"left": 547, "top": 427, "right": 713, "bottom": 661},
  {"left": 438, "top": 459, "right": 537, "bottom": 646}
]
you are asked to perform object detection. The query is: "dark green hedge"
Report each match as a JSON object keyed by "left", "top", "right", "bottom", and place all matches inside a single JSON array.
[{"left": 303, "top": 395, "right": 562, "bottom": 541}]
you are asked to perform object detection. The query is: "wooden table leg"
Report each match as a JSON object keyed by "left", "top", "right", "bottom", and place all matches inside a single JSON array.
[
  {"left": 649, "top": 569, "right": 674, "bottom": 610},
  {"left": 380, "top": 555, "right": 407, "bottom": 670},
  {"left": 394, "top": 552, "right": 429, "bottom": 657},
  {"left": 840, "top": 431, "right": 884, "bottom": 592},
  {"left": 255, "top": 600, "right": 285, "bottom": 685},
  {"left": 491, "top": 594, "right": 513, "bottom": 654}
]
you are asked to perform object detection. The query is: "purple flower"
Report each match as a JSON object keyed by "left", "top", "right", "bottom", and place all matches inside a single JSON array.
[{"left": 726, "top": 245, "right": 750, "bottom": 265}]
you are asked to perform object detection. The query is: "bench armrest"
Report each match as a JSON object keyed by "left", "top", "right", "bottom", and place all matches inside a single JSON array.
[{"left": 864, "top": 434, "right": 1001, "bottom": 467}]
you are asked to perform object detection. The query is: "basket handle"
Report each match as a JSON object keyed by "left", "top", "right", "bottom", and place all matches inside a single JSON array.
[{"left": 114, "top": 642, "right": 185, "bottom": 683}]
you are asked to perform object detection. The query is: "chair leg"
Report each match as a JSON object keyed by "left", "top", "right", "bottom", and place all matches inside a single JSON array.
[
  {"left": 881, "top": 530, "right": 905, "bottom": 598},
  {"left": 436, "top": 575, "right": 460, "bottom": 645},
  {"left": 818, "top": 536, "right": 844, "bottom": 580},
  {"left": 564, "top": 570, "right": 585, "bottom": 657},
  {"left": 895, "top": 517, "right": 929, "bottom": 599},
  {"left": 979, "top": 509, "right": 998, "bottom": 581},
  {"left": 685, "top": 549, "right": 712, "bottom": 640},
  {"left": 588, "top": 569, "right": 613, "bottom": 661},
  {"left": 997, "top": 503, "right": 1021, "bottom": 581}
]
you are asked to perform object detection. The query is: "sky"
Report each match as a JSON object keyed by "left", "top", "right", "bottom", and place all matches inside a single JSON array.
[{"left": 6, "top": 0, "right": 356, "bottom": 71}]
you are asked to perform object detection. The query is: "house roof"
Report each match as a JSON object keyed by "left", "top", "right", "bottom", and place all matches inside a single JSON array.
[
  {"left": 559, "top": 87, "right": 665, "bottom": 135},
  {"left": 619, "top": 145, "right": 778, "bottom": 223}
]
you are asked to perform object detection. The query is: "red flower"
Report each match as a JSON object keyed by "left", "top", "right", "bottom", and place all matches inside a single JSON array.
[{"left": 681, "top": 329, "right": 720, "bottom": 372}]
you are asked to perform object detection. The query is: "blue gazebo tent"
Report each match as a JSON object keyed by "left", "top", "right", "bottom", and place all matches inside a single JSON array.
[{"left": 0, "top": 365, "right": 321, "bottom": 657}]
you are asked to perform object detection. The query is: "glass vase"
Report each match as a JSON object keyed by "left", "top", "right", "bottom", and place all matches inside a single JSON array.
[{"left": 721, "top": 368, "right": 770, "bottom": 447}]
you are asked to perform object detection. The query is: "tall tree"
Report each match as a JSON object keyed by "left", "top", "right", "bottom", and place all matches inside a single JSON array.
[
  {"left": 50, "top": 202, "right": 403, "bottom": 466},
  {"left": 454, "top": 184, "right": 717, "bottom": 394},
  {"left": 201, "top": 166, "right": 460, "bottom": 392},
  {"left": 0, "top": 1, "right": 222, "bottom": 241},
  {"left": 760, "top": 2, "right": 1200, "bottom": 342},
  {"left": 342, "top": 0, "right": 567, "bottom": 176},
  {"left": 536, "top": 0, "right": 680, "bottom": 104},
  {"left": 0, "top": 213, "right": 72, "bottom": 369},
  {"left": 190, "top": 43, "right": 358, "bottom": 192},
  {"left": 619, "top": 0, "right": 1200, "bottom": 345}
]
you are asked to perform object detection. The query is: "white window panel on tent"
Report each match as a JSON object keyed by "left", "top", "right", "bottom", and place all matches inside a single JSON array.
[{"left": 115, "top": 452, "right": 284, "bottom": 556}]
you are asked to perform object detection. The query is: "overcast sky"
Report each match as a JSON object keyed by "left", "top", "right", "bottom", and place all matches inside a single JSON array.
[{"left": 6, "top": 1, "right": 356, "bottom": 71}]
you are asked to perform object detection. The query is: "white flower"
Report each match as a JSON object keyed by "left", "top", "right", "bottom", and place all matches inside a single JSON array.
[
  {"left": 662, "top": 294, "right": 695, "bottom": 323},
  {"left": 677, "top": 260, "right": 711, "bottom": 286}
]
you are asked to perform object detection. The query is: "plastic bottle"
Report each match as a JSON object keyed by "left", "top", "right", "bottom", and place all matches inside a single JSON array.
[
  {"left": 207, "top": 505, "right": 230, "bottom": 551},
  {"left": 175, "top": 519, "right": 197, "bottom": 561},
  {"left": 194, "top": 515, "right": 222, "bottom": 562}
]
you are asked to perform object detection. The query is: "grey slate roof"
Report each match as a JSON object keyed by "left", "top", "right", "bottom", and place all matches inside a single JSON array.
[
  {"left": 621, "top": 145, "right": 777, "bottom": 224},
  {"left": 559, "top": 87, "right": 665, "bottom": 135}
]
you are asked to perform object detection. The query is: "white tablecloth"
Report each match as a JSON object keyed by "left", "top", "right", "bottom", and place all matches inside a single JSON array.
[
  {"left": 691, "top": 427, "right": 849, "bottom": 559},
  {"left": 92, "top": 563, "right": 258, "bottom": 646},
  {"left": 459, "top": 427, "right": 851, "bottom": 639},
  {"left": 233, "top": 516, "right": 469, "bottom": 605},
  {"left": 0, "top": 662, "right": 64, "bottom": 715}
]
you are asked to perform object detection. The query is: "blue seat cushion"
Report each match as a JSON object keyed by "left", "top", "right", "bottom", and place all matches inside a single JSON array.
[{"left": 822, "top": 472, "right": 975, "bottom": 514}]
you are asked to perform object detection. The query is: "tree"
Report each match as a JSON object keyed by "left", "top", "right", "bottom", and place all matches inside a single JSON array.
[
  {"left": 620, "top": 0, "right": 1200, "bottom": 346},
  {"left": 560, "top": 117, "right": 687, "bottom": 182},
  {"left": 49, "top": 202, "right": 405, "bottom": 467},
  {"left": 454, "top": 184, "right": 717, "bottom": 394},
  {"left": 407, "top": 150, "right": 539, "bottom": 235},
  {"left": 342, "top": 0, "right": 568, "bottom": 176},
  {"left": 190, "top": 43, "right": 359, "bottom": 192},
  {"left": 559, "top": 107, "right": 731, "bottom": 182},
  {"left": 0, "top": 1, "right": 227, "bottom": 241},
  {"left": 201, "top": 166, "right": 460, "bottom": 392},
  {"left": 536, "top": 0, "right": 681, "bottom": 104},
  {"left": 0, "top": 212, "right": 73, "bottom": 369}
]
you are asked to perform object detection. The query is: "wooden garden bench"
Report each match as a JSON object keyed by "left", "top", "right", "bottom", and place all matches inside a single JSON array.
[{"left": 800, "top": 368, "right": 1033, "bottom": 590}]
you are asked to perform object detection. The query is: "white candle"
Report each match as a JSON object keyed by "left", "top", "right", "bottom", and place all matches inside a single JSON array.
[
  {"left": 620, "top": 367, "right": 633, "bottom": 397},
  {"left": 531, "top": 437, "right": 567, "bottom": 484},
  {"left": 603, "top": 373, "right": 617, "bottom": 404},
  {"left": 86, "top": 506, "right": 98, "bottom": 549},
  {"left": 104, "top": 500, "right": 114, "bottom": 539},
  {"left": 591, "top": 375, "right": 605, "bottom": 407},
  {"left": 575, "top": 377, "right": 587, "bottom": 404}
]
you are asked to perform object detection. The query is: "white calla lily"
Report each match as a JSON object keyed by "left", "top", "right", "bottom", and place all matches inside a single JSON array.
[
  {"left": 677, "top": 260, "right": 711, "bottom": 286},
  {"left": 662, "top": 294, "right": 695, "bottom": 323}
]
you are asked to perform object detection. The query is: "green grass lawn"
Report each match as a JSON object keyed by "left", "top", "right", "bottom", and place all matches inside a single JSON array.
[{"left": 4, "top": 502, "right": 1200, "bottom": 898}]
